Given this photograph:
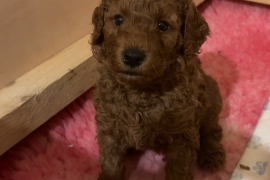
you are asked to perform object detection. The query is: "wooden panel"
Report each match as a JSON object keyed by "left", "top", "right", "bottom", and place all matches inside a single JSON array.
[
  {"left": 0, "top": 0, "right": 99, "bottom": 89},
  {"left": 0, "top": 35, "right": 100, "bottom": 155},
  {"left": 245, "top": 0, "right": 270, "bottom": 5},
  {"left": 194, "top": 0, "right": 206, "bottom": 6}
]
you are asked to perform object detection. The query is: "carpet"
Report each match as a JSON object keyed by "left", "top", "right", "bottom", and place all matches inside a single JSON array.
[{"left": 0, "top": 0, "right": 270, "bottom": 179}]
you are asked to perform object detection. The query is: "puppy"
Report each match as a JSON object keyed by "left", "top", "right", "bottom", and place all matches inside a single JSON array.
[{"left": 91, "top": 0, "right": 226, "bottom": 179}]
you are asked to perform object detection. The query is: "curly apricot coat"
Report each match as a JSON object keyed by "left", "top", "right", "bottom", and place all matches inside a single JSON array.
[{"left": 91, "top": 0, "right": 226, "bottom": 179}]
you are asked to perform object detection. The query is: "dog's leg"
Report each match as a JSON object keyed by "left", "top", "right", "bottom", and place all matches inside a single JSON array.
[
  {"left": 163, "top": 143, "right": 197, "bottom": 180},
  {"left": 97, "top": 135, "right": 126, "bottom": 180},
  {"left": 197, "top": 122, "right": 226, "bottom": 170}
]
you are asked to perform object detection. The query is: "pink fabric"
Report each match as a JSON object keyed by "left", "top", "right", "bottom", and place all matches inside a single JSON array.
[{"left": 0, "top": 0, "right": 270, "bottom": 179}]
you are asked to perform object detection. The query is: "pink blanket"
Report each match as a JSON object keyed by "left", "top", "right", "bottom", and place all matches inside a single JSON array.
[{"left": 0, "top": 0, "right": 270, "bottom": 179}]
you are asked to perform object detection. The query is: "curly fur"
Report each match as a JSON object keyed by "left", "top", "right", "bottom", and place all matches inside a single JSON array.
[{"left": 91, "top": 0, "right": 226, "bottom": 179}]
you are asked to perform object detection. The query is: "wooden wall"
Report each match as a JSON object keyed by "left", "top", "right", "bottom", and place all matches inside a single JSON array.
[{"left": 0, "top": 0, "right": 99, "bottom": 89}]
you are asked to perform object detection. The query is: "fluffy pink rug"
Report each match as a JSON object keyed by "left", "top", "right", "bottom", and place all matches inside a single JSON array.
[{"left": 0, "top": 0, "right": 270, "bottom": 179}]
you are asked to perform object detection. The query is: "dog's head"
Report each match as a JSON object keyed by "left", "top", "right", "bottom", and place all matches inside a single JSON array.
[{"left": 91, "top": 0, "right": 209, "bottom": 86}]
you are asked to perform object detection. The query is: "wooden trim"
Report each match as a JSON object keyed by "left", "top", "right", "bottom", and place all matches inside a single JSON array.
[
  {"left": 194, "top": 0, "right": 206, "bottom": 6},
  {"left": 244, "top": 0, "right": 270, "bottom": 5},
  {"left": 0, "top": 35, "right": 99, "bottom": 155},
  {"left": 0, "top": 0, "right": 99, "bottom": 89}
]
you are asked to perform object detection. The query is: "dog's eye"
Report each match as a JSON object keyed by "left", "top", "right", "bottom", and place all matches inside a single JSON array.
[
  {"left": 158, "top": 21, "right": 169, "bottom": 32},
  {"left": 114, "top": 15, "right": 124, "bottom": 26}
]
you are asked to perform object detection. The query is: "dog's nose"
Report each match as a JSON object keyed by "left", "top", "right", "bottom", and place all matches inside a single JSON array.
[{"left": 122, "top": 48, "right": 146, "bottom": 68}]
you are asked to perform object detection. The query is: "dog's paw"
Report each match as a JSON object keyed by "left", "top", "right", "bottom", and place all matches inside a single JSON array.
[{"left": 197, "top": 144, "right": 226, "bottom": 171}]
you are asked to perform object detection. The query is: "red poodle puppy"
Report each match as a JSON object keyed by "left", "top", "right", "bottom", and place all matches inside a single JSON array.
[{"left": 91, "top": 0, "right": 226, "bottom": 179}]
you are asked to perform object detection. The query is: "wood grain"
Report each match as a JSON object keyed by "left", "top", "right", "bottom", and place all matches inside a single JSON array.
[
  {"left": 194, "top": 0, "right": 206, "bottom": 6},
  {"left": 245, "top": 0, "right": 270, "bottom": 5},
  {"left": 0, "top": 0, "right": 99, "bottom": 89},
  {"left": 0, "top": 35, "right": 100, "bottom": 155}
]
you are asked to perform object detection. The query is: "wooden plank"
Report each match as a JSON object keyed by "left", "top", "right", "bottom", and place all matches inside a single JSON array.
[
  {"left": 193, "top": 0, "right": 206, "bottom": 6},
  {"left": 244, "top": 0, "right": 270, "bottom": 5},
  {"left": 0, "top": 35, "right": 99, "bottom": 155},
  {"left": 0, "top": 0, "right": 99, "bottom": 90}
]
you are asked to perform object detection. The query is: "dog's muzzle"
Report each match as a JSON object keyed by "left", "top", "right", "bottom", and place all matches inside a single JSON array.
[{"left": 122, "top": 48, "right": 146, "bottom": 68}]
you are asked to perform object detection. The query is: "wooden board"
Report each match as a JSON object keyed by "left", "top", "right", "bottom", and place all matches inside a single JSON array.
[
  {"left": 194, "top": 0, "right": 206, "bottom": 6},
  {"left": 0, "top": 0, "right": 99, "bottom": 90},
  {"left": 245, "top": 0, "right": 270, "bottom": 5},
  {"left": 0, "top": 35, "right": 100, "bottom": 155}
]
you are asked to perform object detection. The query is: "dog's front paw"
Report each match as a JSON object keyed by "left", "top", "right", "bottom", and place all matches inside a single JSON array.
[{"left": 197, "top": 143, "right": 226, "bottom": 171}]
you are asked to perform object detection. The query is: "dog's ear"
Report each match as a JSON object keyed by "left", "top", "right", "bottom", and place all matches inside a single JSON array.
[
  {"left": 182, "top": 0, "right": 210, "bottom": 60},
  {"left": 91, "top": 4, "right": 106, "bottom": 61}
]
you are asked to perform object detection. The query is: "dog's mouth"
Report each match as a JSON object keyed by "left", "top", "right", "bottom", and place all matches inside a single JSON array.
[
  {"left": 115, "top": 69, "right": 154, "bottom": 86},
  {"left": 120, "top": 71, "right": 141, "bottom": 77},
  {"left": 122, "top": 72, "right": 140, "bottom": 77},
  {"left": 116, "top": 70, "right": 146, "bottom": 83}
]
